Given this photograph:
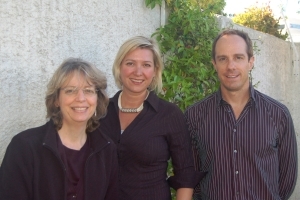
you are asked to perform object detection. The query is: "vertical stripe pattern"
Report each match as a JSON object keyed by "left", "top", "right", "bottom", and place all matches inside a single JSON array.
[{"left": 185, "top": 86, "right": 297, "bottom": 200}]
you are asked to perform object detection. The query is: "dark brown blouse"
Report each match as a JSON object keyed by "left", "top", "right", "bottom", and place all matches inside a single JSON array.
[{"left": 99, "top": 91, "right": 204, "bottom": 200}]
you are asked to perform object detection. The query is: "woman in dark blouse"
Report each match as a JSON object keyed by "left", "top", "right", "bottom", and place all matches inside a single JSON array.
[
  {"left": 99, "top": 36, "right": 205, "bottom": 200},
  {"left": 0, "top": 58, "right": 118, "bottom": 200}
]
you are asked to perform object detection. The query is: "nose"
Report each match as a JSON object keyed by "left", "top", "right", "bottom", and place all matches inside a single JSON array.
[
  {"left": 227, "top": 59, "right": 236, "bottom": 70},
  {"left": 134, "top": 65, "right": 142, "bottom": 76},
  {"left": 75, "top": 89, "right": 86, "bottom": 101}
]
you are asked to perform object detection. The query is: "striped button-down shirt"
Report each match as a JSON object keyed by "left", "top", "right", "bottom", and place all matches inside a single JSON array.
[{"left": 185, "top": 86, "right": 297, "bottom": 200}]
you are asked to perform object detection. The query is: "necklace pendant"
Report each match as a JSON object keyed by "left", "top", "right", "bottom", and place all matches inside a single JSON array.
[{"left": 121, "top": 108, "right": 138, "bottom": 113}]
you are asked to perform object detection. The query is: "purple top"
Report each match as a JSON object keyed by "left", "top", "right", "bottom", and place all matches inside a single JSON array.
[
  {"left": 58, "top": 134, "right": 90, "bottom": 200},
  {"left": 99, "top": 91, "right": 205, "bottom": 200}
]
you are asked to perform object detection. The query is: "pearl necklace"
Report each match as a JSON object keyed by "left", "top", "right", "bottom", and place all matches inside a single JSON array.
[{"left": 118, "top": 91, "right": 149, "bottom": 113}]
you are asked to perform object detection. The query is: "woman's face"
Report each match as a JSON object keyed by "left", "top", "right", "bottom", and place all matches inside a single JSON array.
[
  {"left": 56, "top": 72, "right": 98, "bottom": 128},
  {"left": 120, "top": 48, "right": 156, "bottom": 95}
]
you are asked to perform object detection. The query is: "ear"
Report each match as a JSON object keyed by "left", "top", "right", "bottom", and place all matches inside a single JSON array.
[
  {"left": 249, "top": 56, "right": 255, "bottom": 71},
  {"left": 55, "top": 100, "right": 59, "bottom": 107},
  {"left": 212, "top": 59, "right": 217, "bottom": 72}
]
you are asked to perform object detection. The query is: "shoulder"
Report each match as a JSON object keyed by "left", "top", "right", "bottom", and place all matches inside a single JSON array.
[
  {"left": 185, "top": 92, "right": 218, "bottom": 115},
  {"left": 11, "top": 122, "right": 49, "bottom": 145},
  {"left": 255, "top": 90, "right": 291, "bottom": 116},
  {"left": 3, "top": 122, "right": 51, "bottom": 163},
  {"left": 147, "top": 91, "right": 183, "bottom": 115},
  {"left": 158, "top": 97, "right": 182, "bottom": 112}
]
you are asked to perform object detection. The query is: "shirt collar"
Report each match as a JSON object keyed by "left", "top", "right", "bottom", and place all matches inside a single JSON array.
[{"left": 216, "top": 83, "right": 257, "bottom": 108}]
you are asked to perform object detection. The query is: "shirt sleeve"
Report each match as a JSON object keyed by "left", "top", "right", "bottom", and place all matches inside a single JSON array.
[
  {"left": 166, "top": 108, "right": 206, "bottom": 190},
  {"left": 184, "top": 108, "right": 203, "bottom": 197},
  {"left": 0, "top": 136, "right": 33, "bottom": 200},
  {"left": 278, "top": 108, "right": 298, "bottom": 200}
]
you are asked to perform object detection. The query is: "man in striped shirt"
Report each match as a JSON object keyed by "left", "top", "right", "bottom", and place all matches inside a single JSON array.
[{"left": 185, "top": 29, "right": 297, "bottom": 200}]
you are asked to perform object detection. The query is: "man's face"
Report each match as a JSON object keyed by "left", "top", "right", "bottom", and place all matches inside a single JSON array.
[{"left": 212, "top": 34, "right": 254, "bottom": 94}]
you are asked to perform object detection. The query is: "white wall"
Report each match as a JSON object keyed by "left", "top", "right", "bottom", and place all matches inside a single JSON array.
[{"left": 0, "top": 0, "right": 161, "bottom": 160}]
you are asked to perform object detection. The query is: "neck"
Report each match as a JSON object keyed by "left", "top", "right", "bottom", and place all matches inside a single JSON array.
[
  {"left": 58, "top": 124, "right": 87, "bottom": 150},
  {"left": 120, "top": 90, "right": 149, "bottom": 108},
  {"left": 221, "top": 85, "right": 251, "bottom": 120},
  {"left": 221, "top": 89, "right": 250, "bottom": 106}
]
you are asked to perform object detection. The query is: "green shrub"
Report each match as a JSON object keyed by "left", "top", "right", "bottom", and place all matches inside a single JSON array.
[
  {"left": 147, "top": 0, "right": 220, "bottom": 111},
  {"left": 233, "top": 6, "right": 288, "bottom": 40}
]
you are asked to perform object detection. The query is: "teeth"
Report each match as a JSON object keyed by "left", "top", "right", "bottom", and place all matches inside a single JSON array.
[
  {"left": 73, "top": 107, "right": 86, "bottom": 111},
  {"left": 132, "top": 79, "right": 143, "bottom": 83}
]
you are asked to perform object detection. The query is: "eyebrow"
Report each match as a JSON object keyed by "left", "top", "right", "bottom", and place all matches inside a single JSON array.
[
  {"left": 124, "top": 59, "right": 153, "bottom": 63},
  {"left": 234, "top": 54, "right": 246, "bottom": 57},
  {"left": 216, "top": 54, "right": 246, "bottom": 58},
  {"left": 63, "top": 85, "right": 95, "bottom": 89}
]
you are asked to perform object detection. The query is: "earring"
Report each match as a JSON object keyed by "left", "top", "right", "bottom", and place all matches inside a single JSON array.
[{"left": 94, "top": 110, "right": 97, "bottom": 117}]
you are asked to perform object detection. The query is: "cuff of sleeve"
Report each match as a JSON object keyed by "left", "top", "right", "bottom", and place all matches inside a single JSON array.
[{"left": 167, "top": 171, "right": 207, "bottom": 190}]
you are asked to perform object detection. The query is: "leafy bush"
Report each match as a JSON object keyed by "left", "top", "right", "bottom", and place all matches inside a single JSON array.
[
  {"left": 190, "top": 0, "right": 226, "bottom": 15},
  {"left": 232, "top": 6, "right": 288, "bottom": 40},
  {"left": 147, "top": 0, "right": 220, "bottom": 111}
]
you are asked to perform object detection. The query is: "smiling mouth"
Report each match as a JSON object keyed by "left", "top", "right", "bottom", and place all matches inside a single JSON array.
[
  {"left": 131, "top": 79, "right": 143, "bottom": 83},
  {"left": 73, "top": 107, "right": 88, "bottom": 111},
  {"left": 226, "top": 75, "right": 239, "bottom": 78}
]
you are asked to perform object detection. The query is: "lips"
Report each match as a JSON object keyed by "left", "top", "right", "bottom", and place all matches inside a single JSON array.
[
  {"left": 226, "top": 75, "right": 239, "bottom": 78},
  {"left": 72, "top": 107, "right": 88, "bottom": 112},
  {"left": 130, "top": 78, "right": 143, "bottom": 83}
]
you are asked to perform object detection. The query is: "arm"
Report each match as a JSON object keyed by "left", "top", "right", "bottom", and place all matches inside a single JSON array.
[
  {"left": 278, "top": 109, "right": 298, "bottom": 200},
  {"left": 167, "top": 108, "right": 205, "bottom": 198},
  {"left": 184, "top": 109, "right": 203, "bottom": 199},
  {"left": 0, "top": 136, "right": 33, "bottom": 200},
  {"left": 176, "top": 188, "right": 193, "bottom": 200}
]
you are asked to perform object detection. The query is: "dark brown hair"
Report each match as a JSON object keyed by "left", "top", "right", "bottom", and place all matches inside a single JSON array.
[{"left": 212, "top": 29, "right": 253, "bottom": 61}]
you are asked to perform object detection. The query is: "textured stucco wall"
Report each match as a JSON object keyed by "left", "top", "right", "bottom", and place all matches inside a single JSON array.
[
  {"left": 0, "top": 0, "right": 160, "bottom": 160},
  {"left": 218, "top": 16, "right": 300, "bottom": 199}
]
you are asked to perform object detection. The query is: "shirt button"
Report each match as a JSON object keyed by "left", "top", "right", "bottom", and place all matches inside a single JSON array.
[
  {"left": 72, "top": 195, "right": 77, "bottom": 198},
  {"left": 233, "top": 129, "right": 236, "bottom": 132},
  {"left": 234, "top": 150, "right": 237, "bottom": 153},
  {"left": 236, "top": 192, "right": 239, "bottom": 195},
  {"left": 235, "top": 171, "right": 239, "bottom": 174}
]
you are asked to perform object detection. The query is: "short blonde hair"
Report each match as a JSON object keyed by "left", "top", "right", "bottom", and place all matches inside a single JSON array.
[
  {"left": 112, "top": 36, "right": 163, "bottom": 93},
  {"left": 45, "top": 58, "right": 109, "bottom": 132}
]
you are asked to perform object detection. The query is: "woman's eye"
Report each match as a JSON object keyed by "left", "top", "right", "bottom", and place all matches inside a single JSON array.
[
  {"left": 126, "top": 62, "right": 133, "bottom": 66},
  {"left": 65, "top": 89, "right": 75, "bottom": 94},
  {"left": 84, "top": 89, "right": 95, "bottom": 94}
]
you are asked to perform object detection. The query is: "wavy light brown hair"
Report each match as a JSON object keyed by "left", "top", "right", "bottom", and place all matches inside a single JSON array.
[{"left": 45, "top": 58, "right": 108, "bottom": 132}]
